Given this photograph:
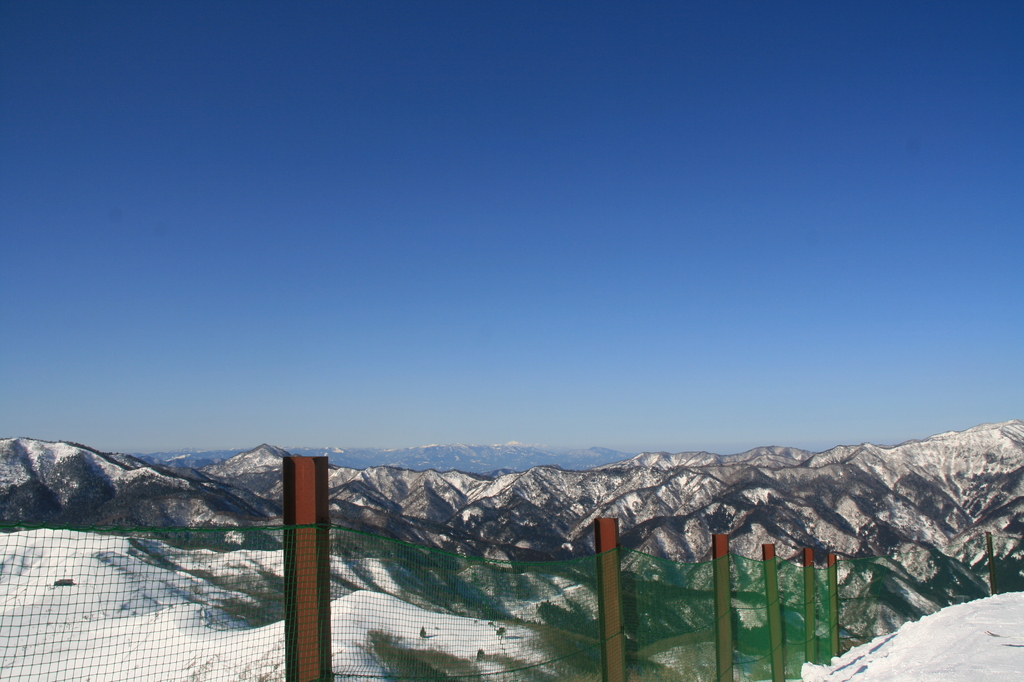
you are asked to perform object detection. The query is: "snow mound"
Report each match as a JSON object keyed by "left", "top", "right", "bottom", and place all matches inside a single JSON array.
[{"left": 802, "top": 592, "right": 1024, "bottom": 681}]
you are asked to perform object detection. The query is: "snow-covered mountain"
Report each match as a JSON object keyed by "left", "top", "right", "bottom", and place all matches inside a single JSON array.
[
  {"left": 199, "top": 444, "right": 293, "bottom": 498},
  {"left": 5, "top": 421, "right": 1023, "bottom": 564},
  {"left": 613, "top": 445, "right": 816, "bottom": 470},
  {"left": 0, "top": 438, "right": 278, "bottom": 526},
  {"left": 179, "top": 420, "right": 1024, "bottom": 564}
]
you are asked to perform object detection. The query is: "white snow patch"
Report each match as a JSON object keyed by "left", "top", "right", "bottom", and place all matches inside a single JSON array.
[
  {"left": 742, "top": 488, "right": 772, "bottom": 505},
  {"left": 802, "top": 592, "right": 1024, "bottom": 681}
]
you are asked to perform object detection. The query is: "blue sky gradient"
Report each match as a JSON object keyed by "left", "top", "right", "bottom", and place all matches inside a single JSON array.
[{"left": 2, "top": 2, "right": 1022, "bottom": 454}]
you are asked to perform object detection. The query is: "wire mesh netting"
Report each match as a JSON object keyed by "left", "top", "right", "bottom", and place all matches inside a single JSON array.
[
  {"left": 620, "top": 549, "right": 716, "bottom": 681},
  {"left": 835, "top": 542, "right": 992, "bottom": 650},
  {"left": 0, "top": 524, "right": 288, "bottom": 680},
  {"left": 988, "top": 534, "right": 1024, "bottom": 594},
  {"left": 730, "top": 555, "right": 774, "bottom": 682},
  {"left": 2, "top": 522, "right": 1023, "bottom": 681},
  {"left": 0, "top": 523, "right": 604, "bottom": 681},
  {"left": 958, "top": 533, "right": 1024, "bottom": 595},
  {"left": 326, "top": 525, "right": 602, "bottom": 681}
]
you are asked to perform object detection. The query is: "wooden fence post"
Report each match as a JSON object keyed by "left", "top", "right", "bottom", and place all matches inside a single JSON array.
[
  {"left": 762, "top": 544, "right": 784, "bottom": 682},
  {"left": 594, "top": 518, "right": 626, "bottom": 682},
  {"left": 827, "top": 553, "right": 840, "bottom": 659},
  {"left": 713, "top": 534, "right": 733, "bottom": 682},
  {"left": 284, "top": 456, "right": 332, "bottom": 682},
  {"left": 986, "top": 532, "right": 998, "bottom": 596},
  {"left": 803, "top": 548, "right": 817, "bottom": 664}
]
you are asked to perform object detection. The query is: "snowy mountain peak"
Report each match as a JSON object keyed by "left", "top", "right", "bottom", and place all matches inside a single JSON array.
[
  {"left": 605, "top": 451, "right": 705, "bottom": 470},
  {"left": 0, "top": 438, "right": 144, "bottom": 488},
  {"left": 202, "top": 444, "right": 295, "bottom": 477}
]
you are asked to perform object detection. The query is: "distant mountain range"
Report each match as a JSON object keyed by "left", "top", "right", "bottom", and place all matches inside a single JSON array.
[
  {"left": 3, "top": 421, "right": 1023, "bottom": 565},
  {"left": 0, "top": 439, "right": 277, "bottom": 527},
  {"left": 133, "top": 443, "right": 633, "bottom": 474}
]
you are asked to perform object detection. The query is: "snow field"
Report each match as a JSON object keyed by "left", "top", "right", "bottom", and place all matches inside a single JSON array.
[
  {"left": 0, "top": 529, "right": 552, "bottom": 680},
  {"left": 0, "top": 529, "right": 284, "bottom": 680},
  {"left": 802, "top": 592, "right": 1024, "bottom": 681},
  {"left": 332, "top": 590, "right": 540, "bottom": 678}
]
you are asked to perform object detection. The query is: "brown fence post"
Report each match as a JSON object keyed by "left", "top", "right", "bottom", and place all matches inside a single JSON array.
[
  {"left": 986, "top": 532, "right": 998, "bottom": 596},
  {"left": 762, "top": 544, "right": 784, "bottom": 682},
  {"left": 803, "top": 548, "right": 816, "bottom": 664},
  {"left": 827, "top": 553, "right": 840, "bottom": 659},
  {"left": 284, "top": 456, "right": 332, "bottom": 682},
  {"left": 594, "top": 518, "right": 626, "bottom": 682},
  {"left": 713, "top": 534, "right": 733, "bottom": 682}
]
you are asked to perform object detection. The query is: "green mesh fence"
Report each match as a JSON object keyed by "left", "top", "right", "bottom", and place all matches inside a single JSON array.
[
  {"left": 326, "top": 525, "right": 602, "bottom": 681},
  {"left": 0, "top": 523, "right": 603, "bottom": 681},
  {"left": 835, "top": 542, "right": 991, "bottom": 654},
  {"left": 620, "top": 549, "right": 716, "bottom": 681},
  {"left": 812, "top": 562, "right": 833, "bottom": 667},
  {"left": 3, "top": 522, "right": 1024, "bottom": 681},
  {"left": 0, "top": 523, "right": 288, "bottom": 681},
  {"left": 730, "top": 555, "right": 773, "bottom": 682},
  {"left": 954, "top": 533, "right": 1024, "bottom": 596},
  {"left": 989, "top": 534, "right": 1024, "bottom": 594}
]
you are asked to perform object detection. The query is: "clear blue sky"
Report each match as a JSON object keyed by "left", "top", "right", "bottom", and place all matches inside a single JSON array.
[{"left": 2, "top": 2, "right": 1021, "bottom": 455}]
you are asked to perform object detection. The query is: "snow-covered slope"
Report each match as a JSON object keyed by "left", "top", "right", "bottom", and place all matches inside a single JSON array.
[
  {"left": 802, "top": 592, "right": 1024, "bottom": 681},
  {"left": 0, "top": 528, "right": 585, "bottom": 681}
]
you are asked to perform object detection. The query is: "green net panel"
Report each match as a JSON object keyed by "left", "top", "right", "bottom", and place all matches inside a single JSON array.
[
  {"left": 835, "top": 545, "right": 989, "bottom": 657},
  {"left": 0, "top": 524, "right": 604, "bottom": 681},
  {"left": 773, "top": 557, "right": 822, "bottom": 677},
  {"left": 976, "top": 534, "right": 1024, "bottom": 595},
  {"left": 729, "top": 555, "right": 773, "bottom": 682},
  {"left": 837, "top": 554, "right": 902, "bottom": 650},
  {"left": 0, "top": 524, "right": 287, "bottom": 681},
  {"left": 4, "top": 522, "right": 1023, "bottom": 681},
  {"left": 891, "top": 545, "right": 987, "bottom": 610},
  {"left": 326, "top": 525, "right": 602, "bottom": 681},
  {"left": 811, "top": 563, "right": 833, "bottom": 667},
  {"left": 956, "top": 534, "right": 997, "bottom": 595},
  {"left": 619, "top": 549, "right": 716, "bottom": 682}
]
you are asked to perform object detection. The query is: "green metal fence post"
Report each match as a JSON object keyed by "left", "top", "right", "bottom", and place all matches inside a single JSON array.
[
  {"left": 762, "top": 544, "right": 784, "bottom": 682},
  {"left": 713, "top": 534, "right": 733, "bottom": 682},
  {"left": 827, "top": 552, "right": 840, "bottom": 659},
  {"left": 594, "top": 518, "right": 626, "bottom": 682},
  {"left": 802, "top": 548, "right": 817, "bottom": 665},
  {"left": 986, "top": 532, "right": 998, "bottom": 596}
]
